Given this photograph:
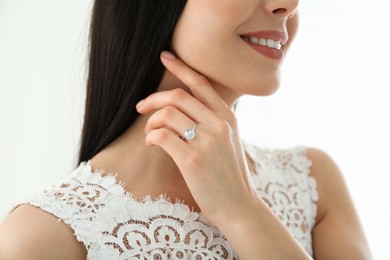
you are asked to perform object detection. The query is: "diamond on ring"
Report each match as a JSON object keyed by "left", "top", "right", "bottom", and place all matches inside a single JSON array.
[{"left": 183, "top": 123, "right": 197, "bottom": 140}]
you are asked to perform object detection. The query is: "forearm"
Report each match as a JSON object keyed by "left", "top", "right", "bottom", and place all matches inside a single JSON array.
[{"left": 217, "top": 196, "right": 313, "bottom": 260}]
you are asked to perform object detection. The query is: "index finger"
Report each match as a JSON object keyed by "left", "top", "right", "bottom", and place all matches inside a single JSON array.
[{"left": 160, "top": 51, "right": 232, "bottom": 115}]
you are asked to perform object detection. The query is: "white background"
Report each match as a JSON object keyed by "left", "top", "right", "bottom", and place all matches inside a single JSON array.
[{"left": 0, "top": 0, "right": 389, "bottom": 258}]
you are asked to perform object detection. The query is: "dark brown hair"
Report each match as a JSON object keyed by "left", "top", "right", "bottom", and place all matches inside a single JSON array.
[{"left": 78, "top": 0, "right": 187, "bottom": 164}]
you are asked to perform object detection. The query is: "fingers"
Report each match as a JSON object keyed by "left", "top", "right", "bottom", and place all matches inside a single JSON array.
[
  {"left": 160, "top": 51, "right": 232, "bottom": 116},
  {"left": 145, "top": 106, "right": 195, "bottom": 138},
  {"left": 137, "top": 88, "right": 217, "bottom": 125},
  {"left": 145, "top": 128, "right": 188, "bottom": 164},
  {"left": 137, "top": 50, "right": 237, "bottom": 126}
]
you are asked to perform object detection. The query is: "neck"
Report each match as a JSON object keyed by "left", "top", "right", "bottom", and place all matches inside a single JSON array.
[
  {"left": 90, "top": 111, "right": 201, "bottom": 211},
  {"left": 89, "top": 70, "right": 240, "bottom": 201},
  {"left": 157, "top": 70, "right": 241, "bottom": 109},
  {"left": 90, "top": 113, "right": 183, "bottom": 185}
]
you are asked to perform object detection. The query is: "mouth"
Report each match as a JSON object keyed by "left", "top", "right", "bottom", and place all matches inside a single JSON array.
[
  {"left": 239, "top": 31, "right": 288, "bottom": 60},
  {"left": 241, "top": 36, "right": 283, "bottom": 50}
]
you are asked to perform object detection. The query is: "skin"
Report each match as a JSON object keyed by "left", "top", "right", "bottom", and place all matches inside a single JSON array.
[{"left": 0, "top": 0, "right": 373, "bottom": 259}]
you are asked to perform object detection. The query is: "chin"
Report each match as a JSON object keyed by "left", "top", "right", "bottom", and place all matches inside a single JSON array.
[
  {"left": 259, "top": 85, "right": 280, "bottom": 96},
  {"left": 248, "top": 85, "right": 280, "bottom": 96},
  {"left": 240, "top": 75, "right": 281, "bottom": 97}
]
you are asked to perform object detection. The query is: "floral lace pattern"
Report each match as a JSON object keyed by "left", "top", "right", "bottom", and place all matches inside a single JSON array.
[
  {"left": 25, "top": 144, "right": 318, "bottom": 259},
  {"left": 244, "top": 144, "right": 318, "bottom": 256}
]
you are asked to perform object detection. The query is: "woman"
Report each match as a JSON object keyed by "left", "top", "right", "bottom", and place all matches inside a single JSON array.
[{"left": 0, "top": 0, "right": 372, "bottom": 259}]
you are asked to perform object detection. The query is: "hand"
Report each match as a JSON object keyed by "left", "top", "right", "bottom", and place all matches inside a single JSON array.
[{"left": 136, "top": 51, "right": 258, "bottom": 226}]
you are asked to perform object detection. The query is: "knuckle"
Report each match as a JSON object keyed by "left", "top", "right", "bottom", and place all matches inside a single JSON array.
[
  {"left": 189, "top": 74, "right": 208, "bottom": 87},
  {"left": 160, "top": 106, "right": 176, "bottom": 119},
  {"left": 153, "top": 129, "right": 171, "bottom": 143},
  {"left": 171, "top": 88, "right": 187, "bottom": 101},
  {"left": 214, "top": 119, "right": 231, "bottom": 136}
]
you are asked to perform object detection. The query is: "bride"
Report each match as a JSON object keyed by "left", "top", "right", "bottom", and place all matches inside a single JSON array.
[{"left": 0, "top": 0, "right": 372, "bottom": 259}]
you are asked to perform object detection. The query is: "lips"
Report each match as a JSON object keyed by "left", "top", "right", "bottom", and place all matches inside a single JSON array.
[
  {"left": 240, "top": 30, "right": 288, "bottom": 45},
  {"left": 240, "top": 30, "right": 288, "bottom": 60}
]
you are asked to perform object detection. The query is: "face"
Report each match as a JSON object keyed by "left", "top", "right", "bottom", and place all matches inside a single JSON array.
[{"left": 170, "top": 0, "right": 299, "bottom": 104}]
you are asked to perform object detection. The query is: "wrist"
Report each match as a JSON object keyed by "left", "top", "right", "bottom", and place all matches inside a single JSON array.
[{"left": 210, "top": 193, "right": 265, "bottom": 233}]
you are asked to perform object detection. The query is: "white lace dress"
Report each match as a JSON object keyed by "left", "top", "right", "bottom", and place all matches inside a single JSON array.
[{"left": 19, "top": 144, "right": 319, "bottom": 259}]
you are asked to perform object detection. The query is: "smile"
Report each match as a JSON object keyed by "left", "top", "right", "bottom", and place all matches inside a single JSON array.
[
  {"left": 242, "top": 36, "right": 282, "bottom": 50},
  {"left": 239, "top": 30, "right": 287, "bottom": 60}
]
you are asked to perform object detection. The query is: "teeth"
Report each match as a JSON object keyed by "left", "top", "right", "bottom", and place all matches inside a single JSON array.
[
  {"left": 246, "top": 37, "right": 282, "bottom": 50},
  {"left": 250, "top": 37, "right": 258, "bottom": 44},
  {"left": 259, "top": 38, "right": 267, "bottom": 46},
  {"left": 266, "top": 39, "right": 275, "bottom": 48}
]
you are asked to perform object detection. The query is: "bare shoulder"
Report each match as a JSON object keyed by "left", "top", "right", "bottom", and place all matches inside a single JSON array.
[
  {"left": 305, "top": 148, "right": 344, "bottom": 203},
  {"left": 0, "top": 204, "right": 86, "bottom": 260},
  {"left": 305, "top": 147, "right": 373, "bottom": 259}
]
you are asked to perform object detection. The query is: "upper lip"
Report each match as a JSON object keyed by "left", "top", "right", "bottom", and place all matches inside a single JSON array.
[{"left": 240, "top": 30, "right": 288, "bottom": 45}]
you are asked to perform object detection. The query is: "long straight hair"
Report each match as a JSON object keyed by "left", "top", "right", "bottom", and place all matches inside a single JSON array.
[{"left": 78, "top": 0, "right": 187, "bottom": 164}]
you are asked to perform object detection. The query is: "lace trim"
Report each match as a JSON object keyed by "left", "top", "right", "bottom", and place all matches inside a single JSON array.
[
  {"left": 22, "top": 144, "right": 318, "bottom": 259},
  {"left": 27, "top": 162, "right": 237, "bottom": 259}
]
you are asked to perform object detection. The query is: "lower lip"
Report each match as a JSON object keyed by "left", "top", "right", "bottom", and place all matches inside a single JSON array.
[{"left": 241, "top": 37, "right": 284, "bottom": 60}]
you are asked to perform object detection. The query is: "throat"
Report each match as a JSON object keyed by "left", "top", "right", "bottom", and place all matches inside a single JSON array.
[{"left": 90, "top": 138, "right": 199, "bottom": 210}]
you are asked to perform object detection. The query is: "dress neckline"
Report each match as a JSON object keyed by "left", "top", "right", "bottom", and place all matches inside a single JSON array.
[
  {"left": 81, "top": 142, "right": 259, "bottom": 216},
  {"left": 80, "top": 160, "right": 205, "bottom": 219}
]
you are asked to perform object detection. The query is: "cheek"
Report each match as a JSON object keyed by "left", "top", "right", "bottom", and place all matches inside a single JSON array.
[
  {"left": 172, "top": 1, "right": 246, "bottom": 74},
  {"left": 171, "top": 1, "right": 283, "bottom": 96},
  {"left": 173, "top": 2, "right": 235, "bottom": 42},
  {"left": 172, "top": 4, "right": 235, "bottom": 74}
]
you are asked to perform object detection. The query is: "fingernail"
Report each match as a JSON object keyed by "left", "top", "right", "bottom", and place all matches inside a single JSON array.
[
  {"left": 161, "top": 51, "right": 176, "bottom": 61},
  {"left": 136, "top": 99, "right": 145, "bottom": 110}
]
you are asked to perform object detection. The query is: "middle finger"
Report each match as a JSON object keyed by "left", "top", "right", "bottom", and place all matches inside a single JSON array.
[
  {"left": 136, "top": 88, "right": 217, "bottom": 125},
  {"left": 145, "top": 105, "right": 195, "bottom": 138}
]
